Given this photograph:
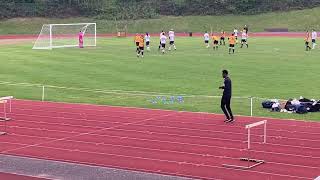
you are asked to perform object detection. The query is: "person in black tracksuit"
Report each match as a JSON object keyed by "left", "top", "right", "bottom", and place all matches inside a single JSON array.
[{"left": 219, "top": 70, "right": 234, "bottom": 123}]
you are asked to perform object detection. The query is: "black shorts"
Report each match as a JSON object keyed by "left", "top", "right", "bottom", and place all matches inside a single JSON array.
[
  {"left": 312, "top": 39, "right": 316, "bottom": 43},
  {"left": 146, "top": 41, "right": 150, "bottom": 46},
  {"left": 214, "top": 40, "right": 219, "bottom": 45},
  {"left": 139, "top": 47, "right": 144, "bottom": 50},
  {"left": 220, "top": 37, "right": 225, "bottom": 40},
  {"left": 205, "top": 40, "right": 209, "bottom": 43},
  {"left": 241, "top": 39, "right": 247, "bottom": 43},
  {"left": 170, "top": 41, "right": 174, "bottom": 45},
  {"left": 161, "top": 43, "right": 166, "bottom": 48},
  {"left": 136, "top": 42, "right": 139, "bottom": 46},
  {"left": 305, "top": 42, "right": 309, "bottom": 46},
  {"left": 229, "top": 44, "right": 235, "bottom": 47}
]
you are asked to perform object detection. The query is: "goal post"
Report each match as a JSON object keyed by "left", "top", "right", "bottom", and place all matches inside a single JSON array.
[{"left": 33, "top": 23, "right": 96, "bottom": 50}]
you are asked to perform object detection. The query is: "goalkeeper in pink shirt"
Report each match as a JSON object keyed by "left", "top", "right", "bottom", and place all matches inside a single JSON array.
[{"left": 79, "top": 30, "right": 84, "bottom": 48}]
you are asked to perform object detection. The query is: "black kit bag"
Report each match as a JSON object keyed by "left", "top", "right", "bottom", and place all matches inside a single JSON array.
[{"left": 262, "top": 100, "right": 274, "bottom": 109}]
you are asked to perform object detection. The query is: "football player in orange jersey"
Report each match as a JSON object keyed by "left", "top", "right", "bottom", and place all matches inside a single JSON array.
[
  {"left": 305, "top": 30, "right": 312, "bottom": 51},
  {"left": 228, "top": 33, "right": 236, "bottom": 54},
  {"left": 220, "top": 30, "right": 226, "bottom": 46}
]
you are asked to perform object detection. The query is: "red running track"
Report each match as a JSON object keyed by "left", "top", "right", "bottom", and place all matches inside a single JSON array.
[
  {"left": 0, "top": 99, "right": 319, "bottom": 180},
  {"left": 0, "top": 172, "right": 49, "bottom": 180}
]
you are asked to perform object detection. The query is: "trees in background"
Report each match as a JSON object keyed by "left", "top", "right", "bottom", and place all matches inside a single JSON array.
[{"left": 1, "top": 0, "right": 320, "bottom": 19}]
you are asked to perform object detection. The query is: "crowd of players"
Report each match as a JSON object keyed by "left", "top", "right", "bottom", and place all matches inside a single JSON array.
[
  {"left": 132, "top": 25, "right": 318, "bottom": 58},
  {"left": 305, "top": 30, "right": 318, "bottom": 51},
  {"left": 134, "top": 29, "right": 177, "bottom": 58},
  {"left": 204, "top": 26, "right": 249, "bottom": 54}
]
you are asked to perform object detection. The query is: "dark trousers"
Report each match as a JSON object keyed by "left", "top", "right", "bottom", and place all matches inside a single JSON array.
[{"left": 221, "top": 96, "right": 233, "bottom": 120}]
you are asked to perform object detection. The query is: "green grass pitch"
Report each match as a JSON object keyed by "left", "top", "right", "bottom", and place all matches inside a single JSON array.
[{"left": 0, "top": 37, "right": 319, "bottom": 121}]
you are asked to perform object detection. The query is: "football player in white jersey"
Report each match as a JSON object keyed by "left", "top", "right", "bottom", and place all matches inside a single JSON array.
[
  {"left": 145, "top": 32, "right": 151, "bottom": 51},
  {"left": 240, "top": 30, "right": 248, "bottom": 48},
  {"left": 311, "top": 29, "right": 317, "bottom": 49},
  {"left": 158, "top": 30, "right": 164, "bottom": 50},
  {"left": 168, "top": 29, "right": 176, "bottom": 51},
  {"left": 160, "top": 32, "right": 167, "bottom": 54},
  {"left": 204, "top": 31, "right": 210, "bottom": 48},
  {"left": 233, "top": 28, "right": 238, "bottom": 43}
]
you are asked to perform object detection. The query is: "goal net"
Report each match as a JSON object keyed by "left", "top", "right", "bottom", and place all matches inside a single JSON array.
[{"left": 33, "top": 23, "right": 96, "bottom": 50}]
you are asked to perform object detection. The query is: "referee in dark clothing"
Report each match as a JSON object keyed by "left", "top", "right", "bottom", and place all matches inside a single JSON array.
[{"left": 219, "top": 70, "right": 234, "bottom": 123}]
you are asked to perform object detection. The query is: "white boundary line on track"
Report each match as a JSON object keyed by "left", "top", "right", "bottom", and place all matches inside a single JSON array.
[
  {"left": 1, "top": 136, "right": 319, "bottom": 172},
  {"left": 5, "top": 124, "right": 320, "bottom": 159},
  {"left": 10, "top": 102, "right": 320, "bottom": 129},
  {"left": 9, "top": 117, "right": 320, "bottom": 144},
  {"left": 13, "top": 98, "right": 320, "bottom": 123},
  {"left": 9, "top": 108, "right": 320, "bottom": 135}
]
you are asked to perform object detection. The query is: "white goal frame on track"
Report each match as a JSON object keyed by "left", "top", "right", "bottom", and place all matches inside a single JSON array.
[
  {"left": 223, "top": 120, "right": 267, "bottom": 170},
  {"left": 33, "top": 23, "right": 96, "bottom": 50}
]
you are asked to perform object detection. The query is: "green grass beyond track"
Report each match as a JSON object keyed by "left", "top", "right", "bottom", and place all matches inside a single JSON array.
[
  {"left": 1, "top": 7, "right": 320, "bottom": 34},
  {"left": 0, "top": 37, "right": 319, "bottom": 121}
]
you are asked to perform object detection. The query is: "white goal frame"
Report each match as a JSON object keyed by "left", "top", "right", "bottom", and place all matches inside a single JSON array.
[{"left": 33, "top": 23, "right": 96, "bottom": 50}]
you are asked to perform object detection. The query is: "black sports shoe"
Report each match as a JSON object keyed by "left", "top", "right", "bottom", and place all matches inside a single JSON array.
[
  {"left": 224, "top": 118, "right": 230, "bottom": 122},
  {"left": 226, "top": 118, "right": 235, "bottom": 123}
]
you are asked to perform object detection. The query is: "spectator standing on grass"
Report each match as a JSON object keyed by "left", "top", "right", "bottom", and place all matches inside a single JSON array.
[
  {"left": 219, "top": 70, "right": 234, "bottom": 123},
  {"left": 311, "top": 29, "right": 317, "bottom": 49}
]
